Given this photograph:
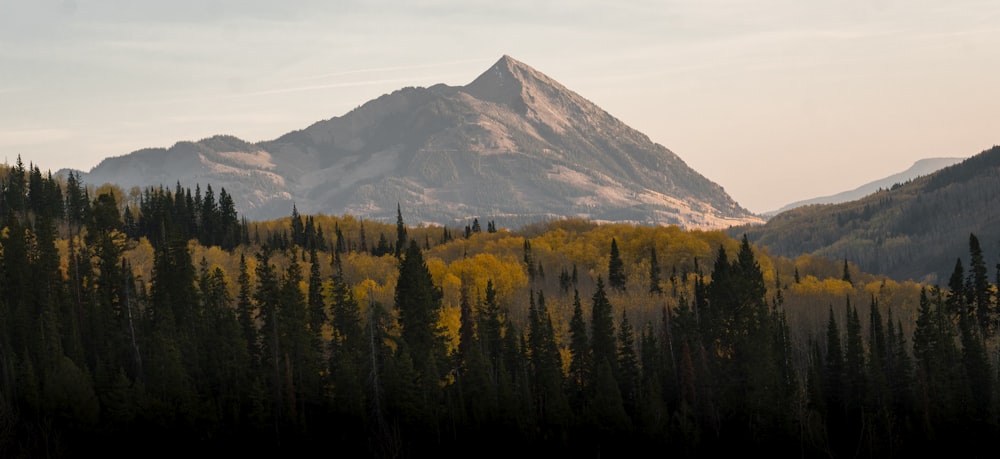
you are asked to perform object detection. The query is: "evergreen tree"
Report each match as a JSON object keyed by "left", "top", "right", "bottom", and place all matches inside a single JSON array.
[
  {"left": 236, "top": 253, "right": 259, "bottom": 365},
  {"left": 478, "top": 280, "right": 504, "bottom": 385},
  {"left": 307, "top": 247, "right": 326, "bottom": 335},
  {"left": 617, "top": 310, "right": 639, "bottom": 420},
  {"left": 866, "top": 296, "right": 890, "bottom": 419},
  {"left": 559, "top": 266, "right": 572, "bottom": 294},
  {"left": 254, "top": 245, "right": 285, "bottom": 429},
  {"left": 824, "top": 305, "right": 846, "bottom": 446},
  {"left": 358, "top": 219, "right": 368, "bottom": 254},
  {"left": 279, "top": 250, "right": 321, "bottom": 426},
  {"left": 590, "top": 276, "right": 617, "bottom": 380},
  {"left": 567, "top": 289, "right": 590, "bottom": 393},
  {"left": 912, "top": 286, "right": 961, "bottom": 438},
  {"left": 843, "top": 297, "right": 866, "bottom": 430},
  {"left": 649, "top": 245, "right": 662, "bottom": 294},
  {"left": 958, "top": 310, "right": 992, "bottom": 424},
  {"left": 884, "top": 307, "right": 914, "bottom": 422},
  {"left": 608, "top": 238, "right": 626, "bottom": 292},
  {"left": 457, "top": 276, "right": 476, "bottom": 370},
  {"left": 967, "top": 233, "right": 992, "bottom": 334},
  {"left": 394, "top": 204, "right": 407, "bottom": 258},
  {"left": 523, "top": 239, "right": 535, "bottom": 282},
  {"left": 217, "top": 187, "right": 239, "bottom": 249},
  {"left": 395, "top": 240, "right": 446, "bottom": 382},
  {"left": 526, "top": 290, "right": 569, "bottom": 430}
]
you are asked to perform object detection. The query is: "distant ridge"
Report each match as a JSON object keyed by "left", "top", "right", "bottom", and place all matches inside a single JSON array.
[
  {"left": 78, "top": 55, "right": 763, "bottom": 229},
  {"left": 764, "top": 157, "right": 966, "bottom": 216},
  {"left": 736, "top": 146, "right": 1000, "bottom": 283}
]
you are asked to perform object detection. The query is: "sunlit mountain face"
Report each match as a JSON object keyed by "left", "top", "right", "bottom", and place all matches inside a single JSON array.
[{"left": 78, "top": 55, "right": 763, "bottom": 229}]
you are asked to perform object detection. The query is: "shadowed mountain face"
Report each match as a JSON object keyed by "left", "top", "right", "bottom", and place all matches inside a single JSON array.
[{"left": 79, "top": 55, "right": 763, "bottom": 229}]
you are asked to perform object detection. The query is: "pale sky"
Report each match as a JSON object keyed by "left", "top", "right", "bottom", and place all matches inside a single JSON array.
[{"left": 2, "top": 0, "right": 998, "bottom": 214}]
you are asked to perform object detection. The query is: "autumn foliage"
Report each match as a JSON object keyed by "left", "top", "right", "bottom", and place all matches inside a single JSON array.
[{"left": 2, "top": 162, "right": 999, "bottom": 457}]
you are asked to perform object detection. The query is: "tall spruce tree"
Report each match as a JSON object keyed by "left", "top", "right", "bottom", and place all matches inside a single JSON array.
[
  {"left": 568, "top": 289, "right": 591, "bottom": 407},
  {"left": 395, "top": 239, "right": 446, "bottom": 382},
  {"left": 649, "top": 245, "right": 662, "bottom": 294},
  {"left": 967, "top": 233, "right": 992, "bottom": 334},
  {"left": 608, "top": 238, "right": 626, "bottom": 292},
  {"left": 590, "top": 276, "right": 618, "bottom": 380},
  {"left": 394, "top": 204, "right": 407, "bottom": 258}
]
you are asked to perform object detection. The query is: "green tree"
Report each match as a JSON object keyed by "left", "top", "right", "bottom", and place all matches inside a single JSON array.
[
  {"left": 477, "top": 279, "right": 504, "bottom": 384},
  {"left": 526, "top": 290, "right": 569, "bottom": 430},
  {"left": 567, "top": 289, "right": 590, "bottom": 407},
  {"left": 649, "top": 245, "right": 662, "bottom": 294},
  {"left": 327, "top": 249, "right": 365, "bottom": 421},
  {"left": 617, "top": 310, "right": 639, "bottom": 420},
  {"left": 608, "top": 238, "right": 626, "bottom": 292},
  {"left": 236, "top": 253, "right": 259, "bottom": 366},
  {"left": 590, "top": 276, "right": 617, "bottom": 378},
  {"left": 395, "top": 239, "right": 446, "bottom": 382},
  {"left": 912, "top": 286, "right": 961, "bottom": 438},
  {"left": 394, "top": 204, "right": 407, "bottom": 258},
  {"left": 254, "top": 246, "right": 285, "bottom": 430},
  {"left": 966, "top": 234, "right": 992, "bottom": 334}
]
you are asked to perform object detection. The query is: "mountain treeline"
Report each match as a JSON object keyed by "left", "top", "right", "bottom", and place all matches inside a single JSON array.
[
  {"left": 2, "top": 158, "right": 1000, "bottom": 457},
  {"left": 736, "top": 145, "right": 1000, "bottom": 283}
]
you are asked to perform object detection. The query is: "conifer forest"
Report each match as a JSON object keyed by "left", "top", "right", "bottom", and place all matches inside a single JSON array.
[{"left": 2, "top": 161, "right": 1000, "bottom": 458}]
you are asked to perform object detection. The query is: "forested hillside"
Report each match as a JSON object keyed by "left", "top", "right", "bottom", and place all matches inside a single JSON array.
[
  {"left": 737, "top": 145, "right": 1000, "bottom": 283},
  {"left": 2, "top": 157, "right": 1000, "bottom": 457}
]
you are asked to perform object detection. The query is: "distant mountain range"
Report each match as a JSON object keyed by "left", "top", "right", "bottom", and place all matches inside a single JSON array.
[
  {"left": 735, "top": 145, "right": 1000, "bottom": 283},
  {"left": 763, "top": 157, "right": 966, "bottom": 216},
  {"left": 69, "top": 55, "right": 763, "bottom": 230}
]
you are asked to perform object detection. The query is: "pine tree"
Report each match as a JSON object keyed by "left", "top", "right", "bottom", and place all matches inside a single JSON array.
[
  {"left": 649, "top": 245, "right": 662, "bottom": 294},
  {"left": 967, "top": 233, "right": 992, "bottom": 334},
  {"left": 236, "top": 253, "right": 259, "bottom": 365},
  {"left": 526, "top": 290, "right": 568, "bottom": 429},
  {"left": 590, "top": 276, "right": 617, "bottom": 379},
  {"left": 559, "top": 266, "right": 572, "bottom": 294},
  {"left": 567, "top": 289, "right": 590, "bottom": 407},
  {"left": 608, "top": 238, "right": 626, "bottom": 292},
  {"left": 617, "top": 310, "right": 639, "bottom": 420},
  {"left": 478, "top": 279, "right": 504, "bottom": 385},
  {"left": 279, "top": 250, "right": 320, "bottom": 424},
  {"left": 394, "top": 204, "right": 407, "bottom": 258},
  {"left": 912, "top": 286, "right": 961, "bottom": 437},
  {"left": 457, "top": 274, "right": 476, "bottom": 371},
  {"left": 824, "top": 305, "right": 845, "bottom": 429},
  {"left": 328, "top": 247, "right": 365, "bottom": 420},
  {"left": 844, "top": 297, "right": 866, "bottom": 418},
  {"left": 254, "top": 245, "right": 285, "bottom": 427},
  {"left": 523, "top": 239, "right": 535, "bottom": 282},
  {"left": 395, "top": 239, "right": 446, "bottom": 381},
  {"left": 307, "top": 247, "right": 326, "bottom": 334}
]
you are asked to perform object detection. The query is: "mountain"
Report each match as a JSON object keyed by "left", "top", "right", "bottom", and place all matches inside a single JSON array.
[
  {"left": 733, "top": 145, "right": 1000, "bottom": 283},
  {"left": 763, "top": 157, "right": 966, "bottom": 216},
  {"left": 76, "top": 55, "right": 763, "bottom": 229}
]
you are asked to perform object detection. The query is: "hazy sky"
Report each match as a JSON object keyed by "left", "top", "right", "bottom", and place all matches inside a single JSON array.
[{"left": 2, "top": 0, "right": 998, "bottom": 214}]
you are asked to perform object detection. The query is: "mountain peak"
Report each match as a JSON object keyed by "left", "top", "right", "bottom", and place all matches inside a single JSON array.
[
  {"left": 463, "top": 54, "right": 610, "bottom": 139},
  {"left": 79, "top": 55, "right": 763, "bottom": 229},
  {"left": 463, "top": 55, "right": 531, "bottom": 110}
]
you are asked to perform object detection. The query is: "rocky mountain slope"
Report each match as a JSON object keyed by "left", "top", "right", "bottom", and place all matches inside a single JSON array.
[{"left": 78, "top": 55, "right": 763, "bottom": 229}]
